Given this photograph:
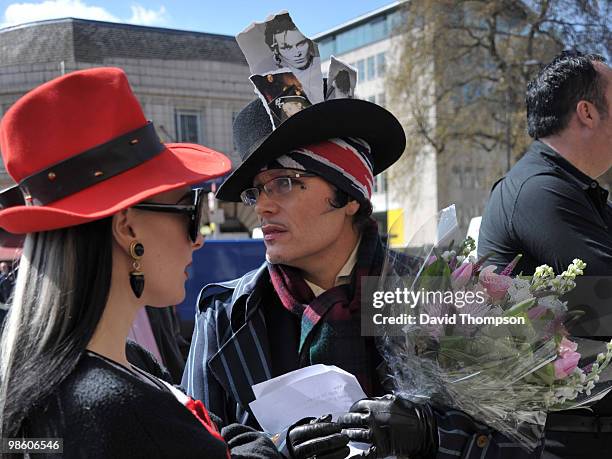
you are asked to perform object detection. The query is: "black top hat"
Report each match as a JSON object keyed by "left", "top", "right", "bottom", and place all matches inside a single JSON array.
[{"left": 216, "top": 98, "right": 406, "bottom": 202}]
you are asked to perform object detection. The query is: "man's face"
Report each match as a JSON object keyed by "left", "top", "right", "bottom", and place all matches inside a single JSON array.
[
  {"left": 274, "top": 30, "right": 312, "bottom": 70},
  {"left": 590, "top": 62, "right": 612, "bottom": 173},
  {"left": 598, "top": 65, "right": 612, "bottom": 148},
  {"left": 252, "top": 169, "right": 351, "bottom": 269},
  {"left": 282, "top": 101, "right": 303, "bottom": 117}
]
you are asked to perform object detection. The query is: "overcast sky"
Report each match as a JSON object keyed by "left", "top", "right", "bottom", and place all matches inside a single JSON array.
[{"left": 0, "top": 0, "right": 397, "bottom": 36}]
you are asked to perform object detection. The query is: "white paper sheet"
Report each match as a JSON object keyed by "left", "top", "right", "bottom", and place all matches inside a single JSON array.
[{"left": 249, "top": 364, "right": 366, "bottom": 435}]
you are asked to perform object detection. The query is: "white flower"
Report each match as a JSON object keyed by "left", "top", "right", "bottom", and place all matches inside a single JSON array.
[
  {"left": 538, "top": 296, "right": 567, "bottom": 314},
  {"left": 587, "top": 381, "right": 596, "bottom": 390},
  {"left": 554, "top": 386, "right": 576, "bottom": 399},
  {"left": 534, "top": 265, "right": 554, "bottom": 279},
  {"left": 508, "top": 278, "right": 531, "bottom": 302}
]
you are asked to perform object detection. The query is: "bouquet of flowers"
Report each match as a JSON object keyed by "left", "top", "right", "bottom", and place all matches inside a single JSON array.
[{"left": 377, "top": 206, "right": 612, "bottom": 450}]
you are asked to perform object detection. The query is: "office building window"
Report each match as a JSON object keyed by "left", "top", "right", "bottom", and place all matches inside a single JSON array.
[
  {"left": 175, "top": 110, "right": 202, "bottom": 143},
  {"left": 356, "top": 59, "right": 365, "bottom": 82},
  {"left": 367, "top": 56, "right": 376, "bottom": 80},
  {"left": 318, "top": 36, "right": 336, "bottom": 60},
  {"left": 316, "top": 10, "right": 405, "bottom": 60},
  {"left": 377, "top": 52, "right": 386, "bottom": 76},
  {"left": 368, "top": 95, "right": 376, "bottom": 103}
]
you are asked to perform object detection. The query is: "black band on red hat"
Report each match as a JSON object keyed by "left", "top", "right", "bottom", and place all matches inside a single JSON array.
[{"left": 0, "top": 122, "right": 165, "bottom": 208}]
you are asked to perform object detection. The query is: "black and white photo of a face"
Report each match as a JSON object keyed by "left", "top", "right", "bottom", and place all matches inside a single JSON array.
[
  {"left": 325, "top": 57, "right": 357, "bottom": 100},
  {"left": 331, "top": 70, "right": 352, "bottom": 98},
  {"left": 237, "top": 11, "right": 324, "bottom": 104},
  {"left": 265, "top": 14, "right": 315, "bottom": 71},
  {"left": 272, "top": 29, "right": 312, "bottom": 70},
  {"left": 280, "top": 99, "right": 304, "bottom": 117}
]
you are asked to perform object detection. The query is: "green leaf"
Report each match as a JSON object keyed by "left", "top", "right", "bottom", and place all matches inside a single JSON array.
[
  {"left": 503, "top": 298, "right": 536, "bottom": 317},
  {"left": 532, "top": 363, "right": 555, "bottom": 386},
  {"left": 419, "top": 259, "right": 452, "bottom": 291}
]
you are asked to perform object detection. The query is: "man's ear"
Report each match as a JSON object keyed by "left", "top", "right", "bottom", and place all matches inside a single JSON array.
[
  {"left": 575, "top": 100, "right": 599, "bottom": 129},
  {"left": 111, "top": 209, "right": 136, "bottom": 252},
  {"left": 345, "top": 199, "right": 360, "bottom": 217}
]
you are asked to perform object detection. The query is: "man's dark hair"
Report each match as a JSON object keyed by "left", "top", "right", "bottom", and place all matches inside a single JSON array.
[
  {"left": 329, "top": 188, "right": 373, "bottom": 231},
  {"left": 334, "top": 70, "right": 351, "bottom": 93},
  {"left": 264, "top": 13, "right": 297, "bottom": 48},
  {"left": 526, "top": 50, "right": 608, "bottom": 139}
]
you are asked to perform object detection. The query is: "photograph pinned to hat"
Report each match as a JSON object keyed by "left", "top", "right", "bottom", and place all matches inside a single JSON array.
[
  {"left": 217, "top": 11, "right": 406, "bottom": 203},
  {"left": 250, "top": 70, "right": 313, "bottom": 128},
  {"left": 236, "top": 10, "right": 323, "bottom": 104},
  {"left": 326, "top": 56, "right": 357, "bottom": 100},
  {"left": 0, "top": 67, "right": 231, "bottom": 235}
]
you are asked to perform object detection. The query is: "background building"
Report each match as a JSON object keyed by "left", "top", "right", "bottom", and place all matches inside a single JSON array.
[
  {"left": 314, "top": 2, "right": 515, "bottom": 246},
  {"left": 0, "top": 17, "right": 260, "bottom": 232},
  {"left": 315, "top": 3, "right": 409, "bottom": 243},
  {"left": 4, "top": 6, "right": 600, "bottom": 246}
]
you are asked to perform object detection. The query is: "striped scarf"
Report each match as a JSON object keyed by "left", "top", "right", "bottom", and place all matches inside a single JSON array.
[{"left": 267, "top": 219, "right": 385, "bottom": 395}]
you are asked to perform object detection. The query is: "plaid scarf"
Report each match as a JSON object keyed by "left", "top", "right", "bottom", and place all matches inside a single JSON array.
[{"left": 267, "top": 219, "right": 385, "bottom": 395}]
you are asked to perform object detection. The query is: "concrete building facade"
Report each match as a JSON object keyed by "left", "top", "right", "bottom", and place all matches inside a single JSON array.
[{"left": 0, "top": 18, "right": 260, "bottom": 231}]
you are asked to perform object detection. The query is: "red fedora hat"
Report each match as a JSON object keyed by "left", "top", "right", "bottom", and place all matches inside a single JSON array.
[{"left": 0, "top": 67, "right": 231, "bottom": 234}]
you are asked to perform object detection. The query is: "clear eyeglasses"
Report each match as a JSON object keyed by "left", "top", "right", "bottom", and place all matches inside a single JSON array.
[{"left": 240, "top": 173, "right": 315, "bottom": 206}]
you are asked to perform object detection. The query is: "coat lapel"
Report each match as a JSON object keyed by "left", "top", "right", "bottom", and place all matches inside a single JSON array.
[{"left": 207, "top": 265, "right": 273, "bottom": 412}]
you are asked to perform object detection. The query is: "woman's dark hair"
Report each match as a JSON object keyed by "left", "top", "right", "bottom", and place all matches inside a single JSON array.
[
  {"left": 526, "top": 50, "right": 608, "bottom": 139},
  {"left": 0, "top": 217, "right": 113, "bottom": 437},
  {"left": 329, "top": 188, "right": 373, "bottom": 231}
]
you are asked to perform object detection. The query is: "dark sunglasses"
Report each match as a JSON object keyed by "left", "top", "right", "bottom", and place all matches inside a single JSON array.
[
  {"left": 133, "top": 188, "right": 206, "bottom": 243},
  {"left": 0, "top": 185, "right": 27, "bottom": 209}
]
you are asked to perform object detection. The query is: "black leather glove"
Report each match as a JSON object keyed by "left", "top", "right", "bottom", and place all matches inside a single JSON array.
[
  {"left": 337, "top": 394, "right": 437, "bottom": 458},
  {"left": 287, "top": 414, "right": 350, "bottom": 459}
]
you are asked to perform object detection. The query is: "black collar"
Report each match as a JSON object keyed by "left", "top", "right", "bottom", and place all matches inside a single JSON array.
[
  {"left": 534, "top": 140, "right": 609, "bottom": 206},
  {"left": 535, "top": 141, "right": 597, "bottom": 189}
]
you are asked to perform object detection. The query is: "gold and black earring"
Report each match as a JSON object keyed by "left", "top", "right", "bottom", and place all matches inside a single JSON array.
[{"left": 129, "top": 241, "right": 145, "bottom": 298}]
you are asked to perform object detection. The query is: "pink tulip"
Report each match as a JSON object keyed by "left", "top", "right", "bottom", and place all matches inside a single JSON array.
[
  {"left": 451, "top": 263, "right": 473, "bottom": 289},
  {"left": 425, "top": 255, "right": 437, "bottom": 267},
  {"left": 527, "top": 304, "right": 547, "bottom": 320},
  {"left": 478, "top": 265, "right": 513, "bottom": 302},
  {"left": 554, "top": 351, "right": 581, "bottom": 379},
  {"left": 558, "top": 337, "right": 578, "bottom": 358}
]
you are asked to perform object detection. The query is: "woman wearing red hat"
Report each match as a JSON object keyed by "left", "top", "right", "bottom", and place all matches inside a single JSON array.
[{"left": 0, "top": 68, "right": 279, "bottom": 458}]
